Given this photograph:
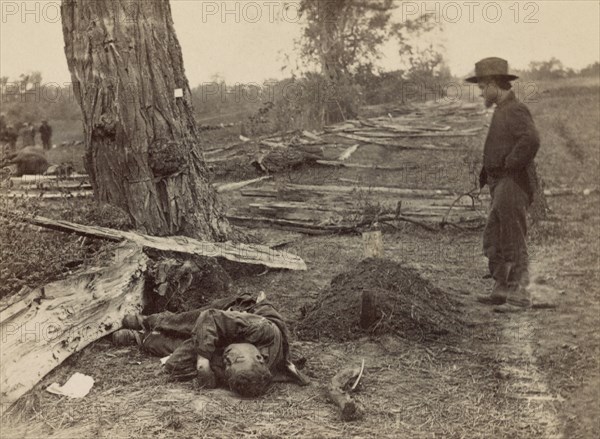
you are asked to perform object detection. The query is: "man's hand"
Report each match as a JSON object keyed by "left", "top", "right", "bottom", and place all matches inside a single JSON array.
[{"left": 196, "top": 356, "right": 216, "bottom": 389}]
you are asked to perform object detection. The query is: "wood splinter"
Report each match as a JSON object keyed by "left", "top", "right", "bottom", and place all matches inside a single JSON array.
[{"left": 326, "top": 360, "right": 366, "bottom": 421}]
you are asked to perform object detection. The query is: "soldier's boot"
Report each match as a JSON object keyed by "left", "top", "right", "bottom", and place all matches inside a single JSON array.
[
  {"left": 477, "top": 281, "right": 509, "bottom": 305},
  {"left": 196, "top": 356, "right": 216, "bottom": 389},
  {"left": 112, "top": 329, "right": 143, "bottom": 346},
  {"left": 122, "top": 313, "right": 145, "bottom": 330},
  {"left": 477, "top": 262, "right": 513, "bottom": 305},
  {"left": 494, "top": 283, "right": 532, "bottom": 313}
]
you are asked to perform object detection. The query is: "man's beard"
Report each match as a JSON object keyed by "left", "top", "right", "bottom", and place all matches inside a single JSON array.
[{"left": 484, "top": 98, "right": 494, "bottom": 108}]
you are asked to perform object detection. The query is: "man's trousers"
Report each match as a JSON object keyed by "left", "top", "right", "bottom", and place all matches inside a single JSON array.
[{"left": 483, "top": 176, "right": 530, "bottom": 288}]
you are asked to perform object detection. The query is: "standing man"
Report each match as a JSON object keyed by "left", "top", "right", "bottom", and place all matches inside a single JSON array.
[
  {"left": 20, "top": 122, "right": 36, "bottom": 147},
  {"left": 39, "top": 120, "right": 53, "bottom": 150},
  {"left": 4, "top": 125, "right": 18, "bottom": 152},
  {"left": 466, "top": 57, "right": 540, "bottom": 311}
]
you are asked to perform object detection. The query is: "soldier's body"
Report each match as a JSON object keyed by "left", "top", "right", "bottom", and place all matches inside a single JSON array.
[{"left": 112, "top": 294, "right": 308, "bottom": 396}]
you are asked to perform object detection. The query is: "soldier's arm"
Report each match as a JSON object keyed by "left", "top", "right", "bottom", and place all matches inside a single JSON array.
[
  {"left": 504, "top": 105, "right": 540, "bottom": 171},
  {"left": 192, "top": 309, "right": 277, "bottom": 360}
]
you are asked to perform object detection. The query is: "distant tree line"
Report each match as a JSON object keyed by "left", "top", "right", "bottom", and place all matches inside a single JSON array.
[{"left": 2, "top": 58, "right": 598, "bottom": 138}]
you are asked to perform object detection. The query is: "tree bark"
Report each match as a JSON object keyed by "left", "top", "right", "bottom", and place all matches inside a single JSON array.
[{"left": 61, "top": 0, "right": 229, "bottom": 240}]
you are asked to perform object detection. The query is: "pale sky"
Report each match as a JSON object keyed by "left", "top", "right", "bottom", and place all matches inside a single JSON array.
[{"left": 0, "top": 1, "right": 598, "bottom": 85}]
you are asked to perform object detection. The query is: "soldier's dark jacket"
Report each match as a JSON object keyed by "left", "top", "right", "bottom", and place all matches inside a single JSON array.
[
  {"left": 140, "top": 295, "right": 291, "bottom": 381},
  {"left": 480, "top": 90, "right": 540, "bottom": 202}
]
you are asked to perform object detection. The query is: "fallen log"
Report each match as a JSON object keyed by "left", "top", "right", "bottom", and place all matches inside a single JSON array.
[
  {"left": 242, "top": 184, "right": 455, "bottom": 198},
  {"left": 214, "top": 176, "right": 272, "bottom": 193},
  {"left": 227, "top": 212, "right": 439, "bottom": 234},
  {"left": 10, "top": 173, "right": 89, "bottom": 184},
  {"left": 16, "top": 214, "right": 307, "bottom": 271},
  {"left": 2, "top": 178, "right": 267, "bottom": 198},
  {"left": 0, "top": 242, "right": 147, "bottom": 407},
  {"left": 337, "top": 144, "right": 360, "bottom": 161},
  {"left": 0, "top": 190, "right": 94, "bottom": 199},
  {"left": 17, "top": 181, "right": 92, "bottom": 191},
  {"left": 316, "top": 160, "right": 418, "bottom": 171},
  {"left": 227, "top": 215, "right": 331, "bottom": 235},
  {"left": 302, "top": 130, "right": 323, "bottom": 142},
  {"left": 252, "top": 148, "right": 324, "bottom": 174},
  {"left": 335, "top": 133, "right": 414, "bottom": 148}
]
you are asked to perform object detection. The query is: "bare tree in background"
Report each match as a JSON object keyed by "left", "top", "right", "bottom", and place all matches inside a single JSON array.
[
  {"left": 297, "top": 0, "right": 438, "bottom": 124},
  {"left": 61, "top": 0, "right": 229, "bottom": 240}
]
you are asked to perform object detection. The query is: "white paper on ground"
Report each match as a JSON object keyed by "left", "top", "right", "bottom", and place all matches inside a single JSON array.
[
  {"left": 46, "top": 372, "right": 94, "bottom": 398},
  {"left": 160, "top": 355, "right": 171, "bottom": 366}
]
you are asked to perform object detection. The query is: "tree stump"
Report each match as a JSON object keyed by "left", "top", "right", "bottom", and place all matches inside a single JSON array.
[
  {"left": 362, "top": 231, "right": 384, "bottom": 258},
  {"left": 145, "top": 255, "right": 232, "bottom": 314}
]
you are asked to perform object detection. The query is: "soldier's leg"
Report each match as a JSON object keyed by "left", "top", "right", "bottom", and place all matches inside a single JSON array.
[
  {"left": 123, "top": 309, "right": 202, "bottom": 336},
  {"left": 494, "top": 178, "right": 531, "bottom": 308}
]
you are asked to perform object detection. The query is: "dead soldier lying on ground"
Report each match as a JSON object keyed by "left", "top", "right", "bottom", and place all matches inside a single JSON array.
[{"left": 112, "top": 293, "right": 309, "bottom": 397}]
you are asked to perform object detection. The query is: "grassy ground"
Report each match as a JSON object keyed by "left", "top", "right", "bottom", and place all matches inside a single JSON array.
[{"left": 1, "top": 77, "right": 598, "bottom": 438}]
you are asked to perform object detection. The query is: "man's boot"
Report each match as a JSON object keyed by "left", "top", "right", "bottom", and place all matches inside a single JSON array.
[
  {"left": 494, "top": 283, "right": 532, "bottom": 313},
  {"left": 122, "top": 314, "right": 144, "bottom": 330},
  {"left": 478, "top": 262, "right": 514, "bottom": 305},
  {"left": 112, "top": 329, "right": 143, "bottom": 346},
  {"left": 477, "top": 281, "right": 509, "bottom": 305}
]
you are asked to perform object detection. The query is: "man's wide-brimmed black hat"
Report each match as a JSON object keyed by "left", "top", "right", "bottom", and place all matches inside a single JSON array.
[{"left": 465, "top": 57, "right": 519, "bottom": 83}]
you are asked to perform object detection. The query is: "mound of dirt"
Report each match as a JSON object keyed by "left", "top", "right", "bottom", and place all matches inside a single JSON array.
[{"left": 297, "top": 258, "right": 464, "bottom": 341}]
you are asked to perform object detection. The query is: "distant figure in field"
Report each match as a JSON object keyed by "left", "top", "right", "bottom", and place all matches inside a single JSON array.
[
  {"left": 0, "top": 113, "right": 6, "bottom": 135},
  {"left": 4, "top": 125, "right": 18, "bottom": 152},
  {"left": 39, "top": 120, "right": 53, "bottom": 150},
  {"left": 20, "top": 123, "right": 36, "bottom": 147},
  {"left": 0, "top": 114, "right": 18, "bottom": 152}
]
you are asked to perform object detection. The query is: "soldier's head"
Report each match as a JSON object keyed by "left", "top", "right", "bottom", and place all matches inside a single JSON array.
[{"left": 223, "top": 343, "right": 272, "bottom": 397}]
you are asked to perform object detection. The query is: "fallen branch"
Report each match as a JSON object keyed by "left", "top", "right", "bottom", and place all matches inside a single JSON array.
[
  {"left": 327, "top": 364, "right": 365, "bottom": 421},
  {"left": 12, "top": 214, "right": 307, "bottom": 271},
  {"left": 441, "top": 191, "right": 480, "bottom": 225},
  {"left": 227, "top": 213, "right": 438, "bottom": 234},
  {"left": 242, "top": 184, "right": 455, "bottom": 199},
  {"left": 337, "top": 144, "right": 360, "bottom": 161},
  {"left": 316, "top": 160, "right": 417, "bottom": 171},
  {"left": 214, "top": 176, "right": 272, "bottom": 193}
]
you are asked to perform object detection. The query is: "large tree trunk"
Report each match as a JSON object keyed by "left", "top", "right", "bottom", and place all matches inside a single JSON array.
[
  {"left": 61, "top": 0, "right": 229, "bottom": 240},
  {"left": 314, "top": 0, "right": 347, "bottom": 125}
]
